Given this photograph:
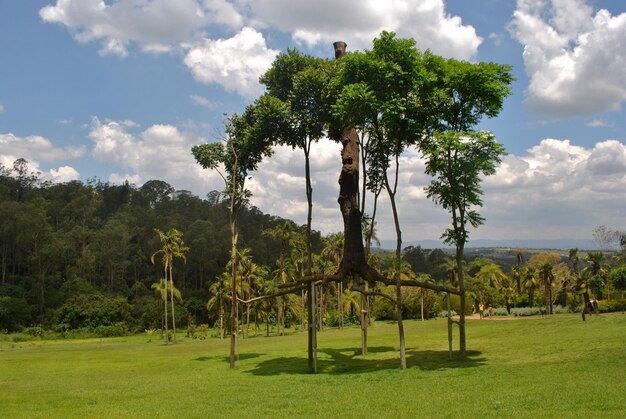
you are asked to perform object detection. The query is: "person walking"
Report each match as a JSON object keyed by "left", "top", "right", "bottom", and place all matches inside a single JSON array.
[{"left": 488, "top": 304, "right": 493, "bottom": 320}]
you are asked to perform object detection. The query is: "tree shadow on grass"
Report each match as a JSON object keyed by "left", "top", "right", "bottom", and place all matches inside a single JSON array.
[
  {"left": 193, "top": 352, "right": 264, "bottom": 362},
  {"left": 244, "top": 347, "right": 485, "bottom": 376}
]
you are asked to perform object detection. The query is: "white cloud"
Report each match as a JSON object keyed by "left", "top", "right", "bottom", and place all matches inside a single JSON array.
[
  {"left": 183, "top": 27, "right": 278, "bottom": 97},
  {"left": 88, "top": 117, "right": 223, "bottom": 194},
  {"left": 109, "top": 172, "right": 142, "bottom": 185},
  {"left": 246, "top": 137, "right": 626, "bottom": 242},
  {"left": 250, "top": 0, "right": 481, "bottom": 59},
  {"left": 0, "top": 133, "right": 85, "bottom": 162},
  {"left": 480, "top": 138, "right": 626, "bottom": 239},
  {"left": 0, "top": 103, "right": 5, "bottom": 113},
  {"left": 40, "top": 0, "right": 242, "bottom": 57},
  {"left": 191, "top": 94, "right": 218, "bottom": 109},
  {"left": 509, "top": 0, "right": 626, "bottom": 117},
  {"left": 50, "top": 165, "right": 80, "bottom": 182},
  {"left": 585, "top": 119, "right": 613, "bottom": 128}
]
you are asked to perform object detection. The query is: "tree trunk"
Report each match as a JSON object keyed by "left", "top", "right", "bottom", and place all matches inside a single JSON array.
[
  {"left": 338, "top": 282, "right": 344, "bottom": 329},
  {"left": 229, "top": 218, "right": 238, "bottom": 368},
  {"left": 219, "top": 301, "right": 224, "bottom": 339},
  {"left": 307, "top": 280, "right": 317, "bottom": 373},
  {"left": 333, "top": 42, "right": 368, "bottom": 283},
  {"left": 169, "top": 266, "right": 177, "bottom": 344},
  {"left": 360, "top": 281, "right": 368, "bottom": 355},
  {"left": 456, "top": 246, "right": 467, "bottom": 359}
]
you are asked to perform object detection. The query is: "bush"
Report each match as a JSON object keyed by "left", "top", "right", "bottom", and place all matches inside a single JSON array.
[
  {"left": 55, "top": 294, "right": 133, "bottom": 330},
  {"left": 437, "top": 310, "right": 457, "bottom": 318},
  {"left": 598, "top": 299, "right": 626, "bottom": 313},
  {"left": 23, "top": 326, "right": 45, "bottom": 338},
  {"left": 93, "top": 323, "right": 127, "bottom": 337}
]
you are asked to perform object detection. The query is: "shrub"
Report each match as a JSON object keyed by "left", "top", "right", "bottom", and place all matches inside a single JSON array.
[
  {"left": 94, "top": 323, "right": 127, "bottom": 337},
  {"left": 598, "top": 299, "right": 626, "bottom": 313},
  {"left": 23, "top": 326, "right": 45, "bottom": 338},
  {"left": 55, "top": 294, "right": 133, "bottom": 330},
  {"left": 438, "top": 310, "right": 457, "bottom": 318}
]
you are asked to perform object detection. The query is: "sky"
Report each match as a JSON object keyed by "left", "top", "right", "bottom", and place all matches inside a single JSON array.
[{"left": 1, "top": 0, "right": 625, "bottom": 245}]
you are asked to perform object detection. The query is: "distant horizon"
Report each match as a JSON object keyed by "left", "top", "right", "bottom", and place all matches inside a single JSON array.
[{"left": 377, "top": 237, "right": 615, "bottom": 251}]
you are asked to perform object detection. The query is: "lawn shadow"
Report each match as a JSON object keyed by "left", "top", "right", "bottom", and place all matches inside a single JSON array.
[
  {"left": 193, "top": 352, "right": 264, "bottom": 363},
  {"left": 244, "top": 346, "right": 485, "bottom": 376}
]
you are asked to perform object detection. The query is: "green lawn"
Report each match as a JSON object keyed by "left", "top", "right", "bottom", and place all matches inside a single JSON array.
[{"left": 1, "top": 314, "right": 625, "bottom": 418}]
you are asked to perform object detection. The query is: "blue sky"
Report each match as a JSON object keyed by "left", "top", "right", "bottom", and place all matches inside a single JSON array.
[{"left": 1, "top": 0, "right": 625, "bottom": 244}]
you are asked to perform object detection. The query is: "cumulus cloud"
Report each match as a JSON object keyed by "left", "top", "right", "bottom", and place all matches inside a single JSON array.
[
  {"left": 0, "top": 103, "right": 5, "bottom": 113},
  {"left": 246, "top": 137, "right": 626, "bottom": 242},
  {"left": 183, "top": 27, "right": 278, "bottom": 97},
  {"left": 509, "top": 0, "right": 626, "bottom": 117},
  {"left": 40, "top": 0, "right": 242, "bottom": 57},
  {"left": 481, "top": 138, "right": 626, "bottom": 239},
  {"left": 250, "top": 0, "right": 481, "bottom": 59},
  {"left": 50, "top": 166, "right": 80, "bottom": 182},
  {"left": 0, "top": 133, "right": 85, "bottom": 162},
  {"left": 88, "top": 117, "right": 223, "bottom": 193}
]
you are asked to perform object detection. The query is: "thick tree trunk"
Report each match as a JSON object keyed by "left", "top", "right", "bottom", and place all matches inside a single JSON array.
[{"left": 333, "top": 42, "right": 368, "bottom": 283}]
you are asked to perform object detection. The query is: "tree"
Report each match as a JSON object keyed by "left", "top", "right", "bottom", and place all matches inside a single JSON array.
[
  {"left": 263, "top": 221, "right": 296, "bottom": 334},
  {"left": 334, "top": 32, "right": 443, "bottom": 368},
  {"left": 610, "top": 267, "right": 626, "bottom": 303},
  {"left": 208, "top": 273, "right": 229, "bottom": 339},
  {"left": 423, "top": 131, "right": 506, "bottom": 355},
  {"left": 151, "top": 228, "right": 188, "bottom": 343},
  {"left": 192, "top": 102, "right": 274, "bottom": 368},
  {"left": 476, "top": 263, "right": 515, "bottom": 313},
  {"left": 522, "top": 265, "right": 539, "bottom": 307},
  {"left": 528, "top": 252, "right": 561, "bottom": 314},
  {"left": 260, "top": 50, "right": 336, "bottom": 372}
]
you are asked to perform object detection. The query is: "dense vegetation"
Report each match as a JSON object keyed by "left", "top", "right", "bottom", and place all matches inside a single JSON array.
[{"left": 0, "top": 158, "right": 325, "bottom": 333}]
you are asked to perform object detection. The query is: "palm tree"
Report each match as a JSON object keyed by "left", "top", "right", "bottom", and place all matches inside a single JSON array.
[
  {"left": 322, "top": 232, "right": 344, "bottom": 327},
  {"left": 263, "top": 222, "right": 294, "bottom": 334},
  {"left": 208, "top": 273, "right": 229, "bottom": 339},
  {"left": 151, "top": 278, "right": 169, "bottom": 343},
  {"left": 151, "top": 228, "right": 189, "bottom": 344},
  {"left": 538, "top": 262, "right": 555, "bottom": 314},
  {"left": 342, "top": 289, "right": 361, "bottom": 318},
  {"left": 522, "top": 265, "right": 539, "bottom": 307},
  {"left": 477, "top": 263, "right": 515, "bottom": 313}
]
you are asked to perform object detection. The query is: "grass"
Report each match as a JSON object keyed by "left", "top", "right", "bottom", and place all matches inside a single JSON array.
[{"left": 1, "top": 314, "right": 625, "bottom": 418}]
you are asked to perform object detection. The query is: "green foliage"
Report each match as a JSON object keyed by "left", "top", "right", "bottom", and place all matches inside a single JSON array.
[
  {"left": 597, "top": 299, "right": 626, "bottom": 313},
  {"left": 55, "top": 294, "right": 133, "bottom": 330},
  {"left": 610, "top": 266, "right": 626, "bottom": 293},
  {"left": 423, "top": 131, "right": 506, "bottom": 247}
]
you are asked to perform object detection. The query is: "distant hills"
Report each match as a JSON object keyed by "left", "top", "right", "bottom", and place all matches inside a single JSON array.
[{"left": 379, "top": 238, "right": 600, "bottom": 251}]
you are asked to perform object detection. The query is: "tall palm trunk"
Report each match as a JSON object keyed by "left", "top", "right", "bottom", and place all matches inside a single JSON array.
[{"left": 169, "top": 266, "right": 177, "bottom": 343}]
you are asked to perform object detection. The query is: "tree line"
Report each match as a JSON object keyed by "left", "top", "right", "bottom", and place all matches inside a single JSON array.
[{"left": 0, "top": 157, "right": 324, "bottom": 333}]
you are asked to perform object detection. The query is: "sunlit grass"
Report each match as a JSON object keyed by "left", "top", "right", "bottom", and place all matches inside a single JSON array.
[{"left": 1, "top": 314, "right": 624, "bottom": 418}]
